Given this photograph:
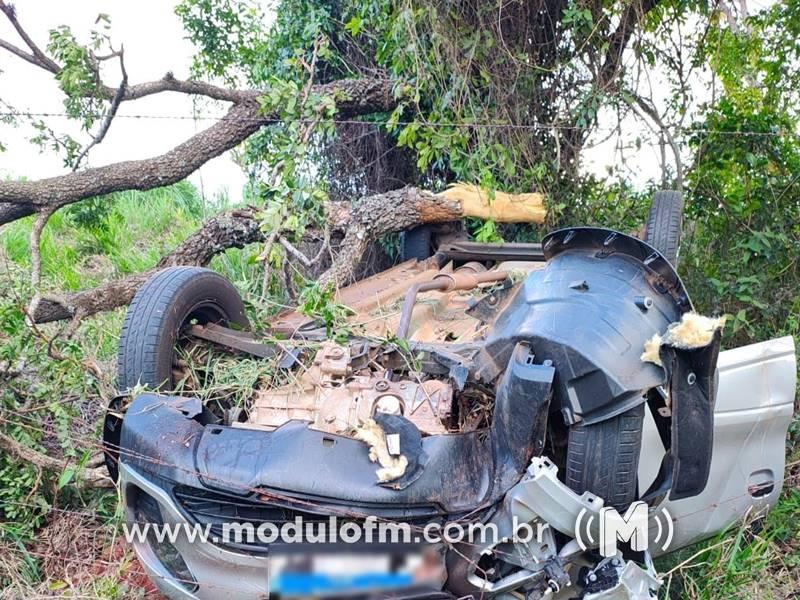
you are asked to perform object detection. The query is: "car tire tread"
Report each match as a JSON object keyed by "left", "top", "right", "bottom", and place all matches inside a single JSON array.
[
  {"left": 644, "top": 190, "right": 684, "bottom": 266},
  {"left": 565, "top": 403, "right": 645, "bottom": 511}
]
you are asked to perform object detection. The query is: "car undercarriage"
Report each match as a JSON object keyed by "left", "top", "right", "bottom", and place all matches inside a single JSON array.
[{"left": 104, "top": 225, "right": 797, "bottom": 600}]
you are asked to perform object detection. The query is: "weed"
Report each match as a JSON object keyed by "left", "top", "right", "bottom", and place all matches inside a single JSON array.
[{"left": 298, "top": 280, "right": 355, "bottom": 339}]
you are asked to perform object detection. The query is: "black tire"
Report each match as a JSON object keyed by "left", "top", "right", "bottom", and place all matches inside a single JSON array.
[
  {"left": 117, "top": 267, "right": 249, "bottom": 393},
  {"left": 644, "top": 190, "right": 684, "bottom": 266},
  {"left": 401, "top": 225, "right": 433, "bottom": 261},
  {"left": 565, "top": 403, "right": 645, "bottom": 511}
]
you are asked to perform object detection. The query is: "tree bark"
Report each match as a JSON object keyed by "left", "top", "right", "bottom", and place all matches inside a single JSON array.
[
  {"left": 31, "top": 187, "right": 467, "bottom": 323},
  {"left": 0, "top": 202, "right": 37, "bottom": 223},
  {"left": 31, "top": 208, "right": 266, "bottom": 323},
  {"left": 319, "top": 187, "right": 462, "bottom": 287}
]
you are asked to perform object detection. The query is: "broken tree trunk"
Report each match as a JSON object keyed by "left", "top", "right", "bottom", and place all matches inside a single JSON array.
[
  {"left": 319, "top": 184, "right": 545, "bottom": 286},
  {"left": 439, "top": 183, "right": 546, "bottom": 223},
  {"left": 319, "top": 187, "right": 461, "bottom": 287},
  {"left": 31, "top": 185, "right": 546, "bottom": 323}
]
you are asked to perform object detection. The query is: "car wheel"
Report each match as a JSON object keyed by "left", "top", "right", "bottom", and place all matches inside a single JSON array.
[
  {"left": 117, "top": 267, "right": 249, "bottom": 393},
  {"left": 565, "top": 403, "right": 645, "bottom": 511},
  {"left": 401, "top": 225, "right": 433, "bottom": 261},
  {"left": 644, "top": 190, "right": 684, "bottom": 266}
]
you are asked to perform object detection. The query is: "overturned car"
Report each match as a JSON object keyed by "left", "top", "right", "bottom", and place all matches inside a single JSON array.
[{"left": 104, "top": 199, "right": 797, "bottom": 599}]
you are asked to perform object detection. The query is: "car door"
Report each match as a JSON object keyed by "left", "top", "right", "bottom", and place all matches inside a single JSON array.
[{"left": 638, "top": 335, "right": 797, "bottom": 555}]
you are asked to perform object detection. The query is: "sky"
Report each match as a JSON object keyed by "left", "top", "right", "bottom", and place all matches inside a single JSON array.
[{"left": 0, "top": 1, "right": 253, "bottom": 202}]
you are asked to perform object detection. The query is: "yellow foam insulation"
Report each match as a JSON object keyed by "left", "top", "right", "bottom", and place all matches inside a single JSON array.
[
  {"left": 641, "top": 333, "right": 664, "bottom": 366},
  {"left": 353, "top": 418, "right": 409, "bottom": 483},
  {"left": 438, "top": 183, "right": 546, "bottom": 223},
  {"left": 664, "top": 312, "right": 727, "bottom": 348},
  {"left": 641, "top": 312, "right": 727, "bottom": 367}
]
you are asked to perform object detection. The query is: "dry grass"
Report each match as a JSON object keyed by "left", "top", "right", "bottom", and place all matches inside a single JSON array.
[{"left": 1, "top": 512, "right": 163, "bottom": 599}]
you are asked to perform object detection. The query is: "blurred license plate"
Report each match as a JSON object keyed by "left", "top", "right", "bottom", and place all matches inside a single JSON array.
[{"left": 270, "top": 552, "right": 433, "bottom": 597}]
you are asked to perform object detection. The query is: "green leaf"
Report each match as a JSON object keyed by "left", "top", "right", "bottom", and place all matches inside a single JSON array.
[
  {"left": 345, "top": 16, "right": 363, "bottom": 36},
  {"left": 57, "top": 467, "right": 75, "bottom": 490}
]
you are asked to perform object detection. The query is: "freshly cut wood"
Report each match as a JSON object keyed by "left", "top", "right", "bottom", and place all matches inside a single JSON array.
[
  {"left": 31, "top": 187, "right": 457, "bottom": 323},
  {"left": 30, "top": 184, "right": 547, "bottom": 324},
  {"left": 438, "top": 183, "right": 546, "bottom": 223}
]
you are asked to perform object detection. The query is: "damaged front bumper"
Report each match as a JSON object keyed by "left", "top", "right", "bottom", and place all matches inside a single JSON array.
[
  {"left": 120, "top": 461, "right": 271, "bottom": 599},
  {"left": 120, "top": 459, "right": 455, "bottom": 600},
  {"left": 117, "top": 393, "right": 463, "bottom": 599}
]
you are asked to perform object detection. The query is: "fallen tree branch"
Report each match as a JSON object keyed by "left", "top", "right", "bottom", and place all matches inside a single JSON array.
[
  {"left": 31, "top": 182, "right": 543, "bottom": 323},
  {"left": 279, "top": 236, "right": 314, "bottom": 267},
  {"left": 0, "top": 4, "right": 395, "bottom": 223},
  {"left": 0, "top": 99, "right": 264, "bottom": 223},
  {"left": 0, "top": 0, "right": 61, "bottom": 73},
  {"left": 0, "top": 36, "right": 42, "bottom": 67},
  {"left": 0, "top": 78, "right": 394, "bottom": 224},
  {"left": 318, "top": 187, "right": 462, "bottom": 287},
  {"left": 28, "top": 207, "right": 56, "bottom": 290},
  {"left": 0, "top": 202, "right": 35, "bottom": 223},
  {"left": 0, "top": 1, "right": 246, "bottom": 103},
  {"left": 31, "top": 207, "right": 266, "bottom": 323},
  {"left": 111, "top": 73, "right": 249, "bottom": 103},
  {"left": 0, "top": 428, "right": 112, "bottom": 489},
  {"left": 259, "top": 38, "right": 324, "bottom": 290},
  {"left": 30, "top": 186, "right": 456, "bottom": 322},
  {"left": 279, "top": 232, "right": 330, "bottom": 269}
]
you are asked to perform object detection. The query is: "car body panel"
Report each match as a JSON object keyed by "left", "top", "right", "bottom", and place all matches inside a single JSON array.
[
  {"left": 121, "top": 462, "right": 271, "bottom": 600},
  {"left": 639, "top": 335, "right": 797, "bottom": 554}
]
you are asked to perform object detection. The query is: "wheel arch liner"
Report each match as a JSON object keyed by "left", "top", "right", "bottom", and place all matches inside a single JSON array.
[{"left": 479, "top": 227, "right": 693, "bottom": 425}]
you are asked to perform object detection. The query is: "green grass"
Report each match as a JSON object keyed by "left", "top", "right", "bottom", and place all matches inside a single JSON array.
[
  {"left": 0, "top": 181, "right": 218, "bottom": 291},
  {"left": 0, "top": 181, "right": 264, "bottom": 558}
]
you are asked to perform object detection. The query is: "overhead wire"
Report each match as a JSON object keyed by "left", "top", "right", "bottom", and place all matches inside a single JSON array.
[{"left": 0, "top": 110, "right": 796, "bottom": 138}]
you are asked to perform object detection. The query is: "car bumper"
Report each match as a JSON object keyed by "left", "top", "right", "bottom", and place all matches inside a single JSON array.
[
  {"left": 120, "top": 461, "right": 272, "bottom": 600},
  {"left": 120, "top": 463, "right": 453, "bottom": 600}
]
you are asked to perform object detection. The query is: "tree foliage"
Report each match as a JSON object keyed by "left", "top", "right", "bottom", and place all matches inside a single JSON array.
[
  {"left": 682, "top": 3, "right": 800, "bottom": 344},
  {"left": 170, "top": 0, "right": 799, "bottom": 343}
]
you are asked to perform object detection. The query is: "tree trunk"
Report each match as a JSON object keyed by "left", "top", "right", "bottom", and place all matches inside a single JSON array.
[{"left": 31, "top": 187, "right": 466, "bottom": 323}]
